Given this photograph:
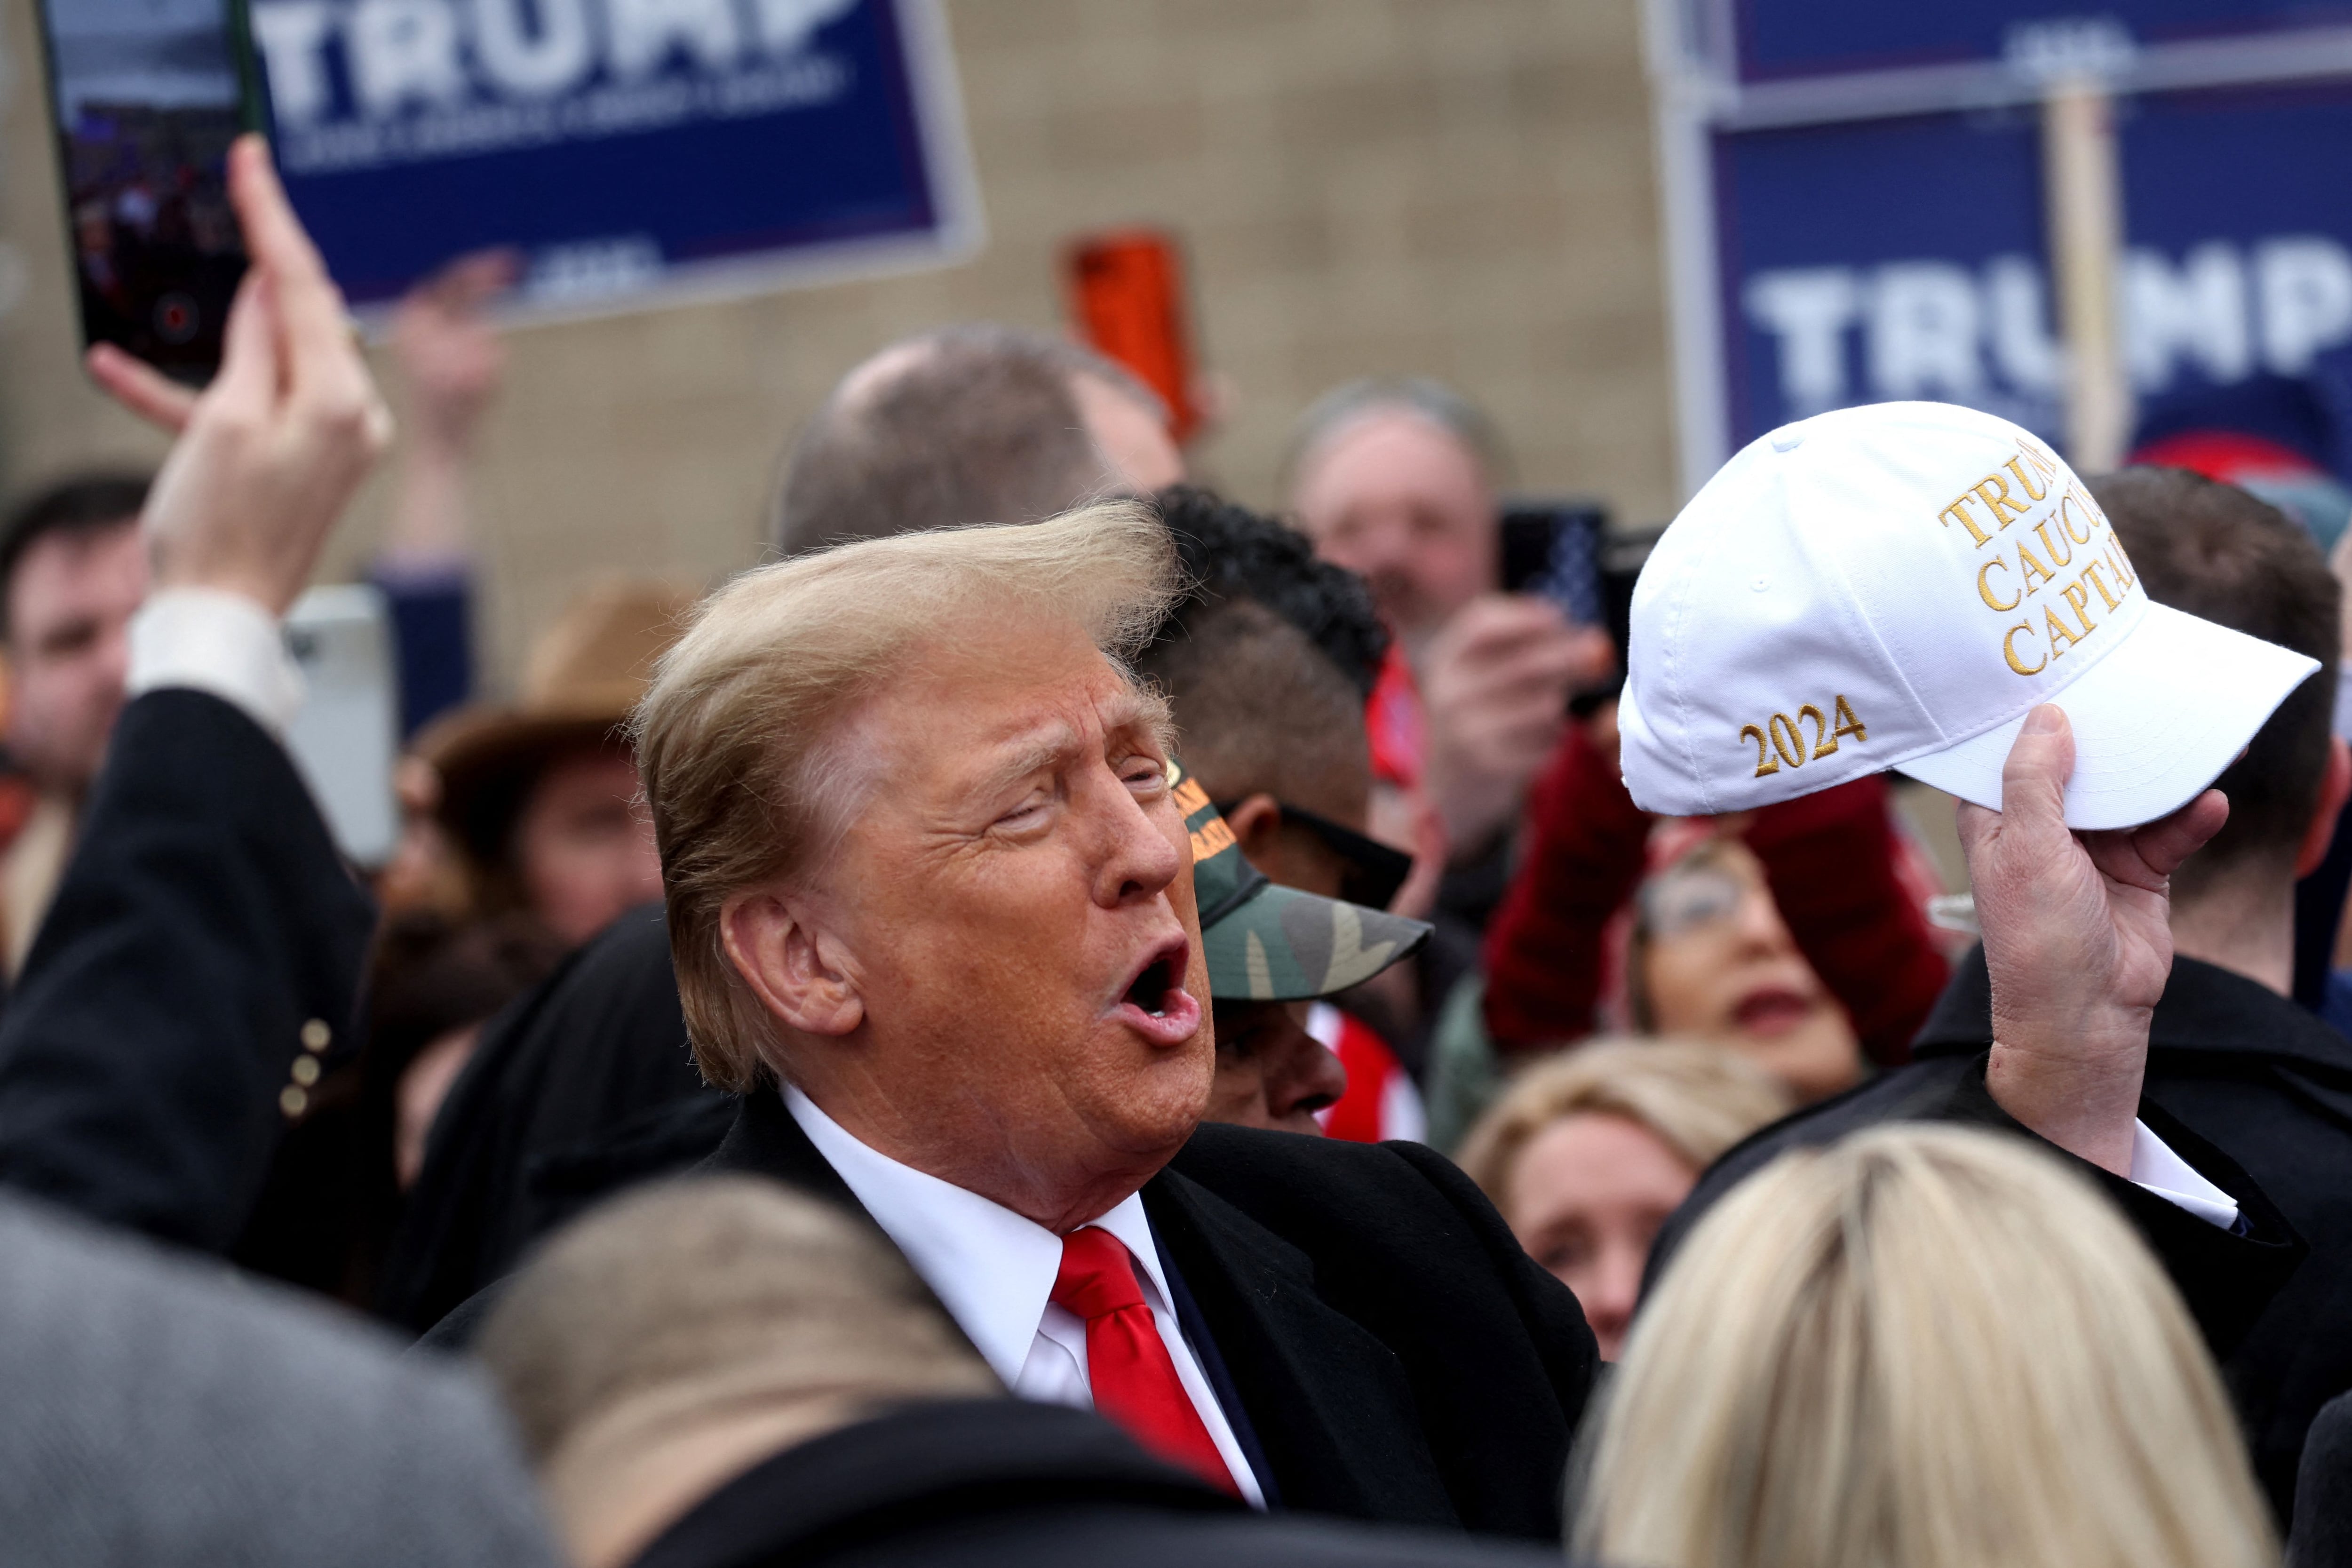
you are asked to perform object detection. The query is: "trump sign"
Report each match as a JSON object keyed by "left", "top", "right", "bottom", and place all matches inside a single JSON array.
[
  {"left": 1649, "top": 0, "right": 2352, "bottom": 490},
  {"left": 248, "top": 0, "right": 979, "bottom": 315}
]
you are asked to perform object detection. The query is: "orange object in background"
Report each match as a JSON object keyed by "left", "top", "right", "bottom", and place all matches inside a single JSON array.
[{"left": 1063, "top": 229, "right": 1202, "bottom": 443}]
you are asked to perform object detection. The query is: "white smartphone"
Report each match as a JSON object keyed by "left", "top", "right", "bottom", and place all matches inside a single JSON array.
[{"left": 283, "top": 584, "right": 400, "bottom": 868}]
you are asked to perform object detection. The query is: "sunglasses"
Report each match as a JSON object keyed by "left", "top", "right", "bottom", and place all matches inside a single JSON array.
[{"left": 1214, "top": 798, "right": 1415, "bottom": 913}]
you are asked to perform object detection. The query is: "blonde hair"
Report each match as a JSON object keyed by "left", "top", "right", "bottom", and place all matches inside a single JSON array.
[
  {"left": 1574, "top": 1124, "right": 2276, "bottom": 1568},
  {"left": 632, "top": 502, "right": 1183, "bottom": 1090},
  {"left": 476, "top": 1178, "right": 995, "bottom": 1465},
  {"left": 1455, "top": 1038, "right": 1792, "bottom": 1205}
]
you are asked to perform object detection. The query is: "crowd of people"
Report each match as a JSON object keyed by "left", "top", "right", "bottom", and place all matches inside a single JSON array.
[{"left": 7, "top": 133, "right": 2352, "bottom": 1568}]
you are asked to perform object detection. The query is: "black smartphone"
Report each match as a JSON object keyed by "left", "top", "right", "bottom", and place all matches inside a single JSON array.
[
  {"left": 1501, "top": 498, "right": 1653, "bottom": 715},
  {"left": 1499, "top": 499, "right": 1609, "bottom": 626},
  {"left": 33, "top": 0, "right": 266, "bottom": 383}
]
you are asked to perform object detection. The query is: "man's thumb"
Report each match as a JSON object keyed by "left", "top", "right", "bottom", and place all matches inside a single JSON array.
[{"left": 1999, "top": 704, "right": 2076, "bottom": 829}]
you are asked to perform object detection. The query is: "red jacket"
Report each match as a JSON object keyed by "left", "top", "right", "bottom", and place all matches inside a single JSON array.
[{"left": 1481, "top": 722, "right": 1947, "bottom": 1066}]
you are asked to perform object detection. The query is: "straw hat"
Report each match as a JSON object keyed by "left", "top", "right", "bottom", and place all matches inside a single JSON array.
[{"left": 417, "top": 580, "right": 697, "bottom": 867}]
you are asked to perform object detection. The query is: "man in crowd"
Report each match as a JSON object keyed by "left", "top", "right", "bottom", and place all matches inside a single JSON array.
[
  {"left": 384, "top": 323, "right": 1189, "bottom": 1327},
  {"left": 0, "top": 474, "right": 148, "bottom": 975},
  {"left": 2, "top": 134, "right": 560, "bottom": 1567},
  {"left": 1138, "top": 487, "right": 1429, "bottom": 1135},
  {"left": 414, "top": 580, "right": 682, "bottom": 947},
  {"left": 1648, "top": 466, "right": 2348, "bottom": 1519},
  {"left": 475, "top": 1176, "right": 1569, "bottom": 1568},
  {"left": 771, "top": 323, "right": 1181, "bottom": 557},
  {"left": 629, "top": 496, "right": 2285, "bottom": 1534},
  {"left": 1286, "top": 379, "right": 1611, "bottom": 889}
]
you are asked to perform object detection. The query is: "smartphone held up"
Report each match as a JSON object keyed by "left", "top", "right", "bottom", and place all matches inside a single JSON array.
[{"left": 35, "top": 0, "right": 265, "bottom": 383}]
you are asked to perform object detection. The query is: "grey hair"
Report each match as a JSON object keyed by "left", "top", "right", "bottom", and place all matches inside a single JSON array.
[
  {"left": 1281, "top": 375, "right": 1513, "bottom": 493},
  {"left": 769, "top": 323, "right": 1167, "bottom": 559}
]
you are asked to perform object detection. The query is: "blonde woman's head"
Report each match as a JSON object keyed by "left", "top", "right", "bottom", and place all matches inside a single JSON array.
[
  {"left": 1458, "top": 1038, "right": 1791, "bottom": 1360},
  {"left": 1574, "top": 1123, "right": 2274, "bottom": 1568}
]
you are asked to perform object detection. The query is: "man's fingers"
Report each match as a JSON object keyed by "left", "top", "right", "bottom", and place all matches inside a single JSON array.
[
  {"left": 85, "top": 345, "right": 199, "bottom": 432},
  {"left": 1954, "top": 798, "right": 2000, "bottom": 858},
  {"left": 1998, "top": 704, "right": 2077, "bottom": 835},
  {"left": 210, "top": 268, "right": 283, "bottom": 411},
  {"left": 226, "top": 136, "right": 326, "bottom": 287},
  {"left": 227, "top": 135, "right": 357, "bottom": 378},
  {"left": 2125, "top": 788, "right": 2231, "bottom": 881}
]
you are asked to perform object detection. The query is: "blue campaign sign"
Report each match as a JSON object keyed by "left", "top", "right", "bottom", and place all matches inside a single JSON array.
[
  {"left": 1719, "top": 81, "right": 2352, "bottom": 457},
  {"left": 1732, "top": 0, "right": 2352, "bottom": 83},
  {"left": 246, "top": 0, "right": 979, "bottom": 315}
]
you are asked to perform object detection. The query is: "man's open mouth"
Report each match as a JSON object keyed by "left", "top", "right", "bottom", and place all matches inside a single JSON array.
[
  {"left": 1124, "top": 943, "right": 1184, "bottom": 1017},
  {"left": 1112, "top": 936, "right": 1201, "bottom": 1045}
]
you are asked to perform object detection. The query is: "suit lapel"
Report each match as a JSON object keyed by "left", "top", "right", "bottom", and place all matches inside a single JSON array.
[
  {"left": 696, "top": 1087, "right": 861, "bottom": 1209},
  {"left": 1143, "top": 1167, "right": 1459, "bottom": 1528}
]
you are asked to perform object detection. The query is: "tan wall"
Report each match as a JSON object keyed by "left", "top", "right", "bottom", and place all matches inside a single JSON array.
[{"left": 0, "top": 0, "right": 1674, "bottom": 689}]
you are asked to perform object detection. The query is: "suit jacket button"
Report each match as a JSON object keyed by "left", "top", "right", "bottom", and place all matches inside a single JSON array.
[
  {"left": 291, "top": 1056, "right": 321, "bottom": 1087},
  {"left": 301, "top": 1019, "right": 332, "bottom": 1053},
  {"left": 279, "top": 1085, "right": 310, "bottom": 1119}
]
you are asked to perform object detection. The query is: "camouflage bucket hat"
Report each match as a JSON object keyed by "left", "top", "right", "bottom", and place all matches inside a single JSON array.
[{"left": 1171, "top": 761, "right": 1432, "bottom": 1003}]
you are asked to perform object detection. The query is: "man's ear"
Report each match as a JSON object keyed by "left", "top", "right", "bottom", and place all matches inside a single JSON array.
[
  {"left": 1223, "top": 793, "right": 1286, "bottom": 871},
  {"left": 721, "top": 888, "right": 866, "bottom": 1038},
  {"left": 2297, "top": 735, "right": 2352, "bottom": 879}
]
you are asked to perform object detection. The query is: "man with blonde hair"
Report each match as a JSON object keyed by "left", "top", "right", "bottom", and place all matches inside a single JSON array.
[
  {"left": 629, "top": 498, "right": 2288, "bottom": 1535},
  {"left": 634, "top": 501, "right": 1589, "bottom": 1536}
]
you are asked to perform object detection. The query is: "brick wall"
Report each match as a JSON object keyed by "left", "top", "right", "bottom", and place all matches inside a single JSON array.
[{"left": 0, "top": 0, "right": 1674, "bottom": 687}]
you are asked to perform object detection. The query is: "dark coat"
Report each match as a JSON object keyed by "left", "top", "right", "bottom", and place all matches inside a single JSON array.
[
  {"left": 2294, "top": 1389, "right": 2352, "bottom": 1568},
  {"left": 628, "top": 1398, "right": 1578, "bottom": 1568},
  {"left": 1908, "top": 949, "right": 2352, "bottom": 1520},
  {"left": 0, "top": 691, "right": 374, "bottom": 1252},
  {"left": 1646, "top": 977, "right": 2310, "bottom": 1507},
  {"left": 696, "top": 1090, "right": 1598, "bottom": 1541},
  {"left": 378, "top": 905, "right": 711, "bottom": 1329}
]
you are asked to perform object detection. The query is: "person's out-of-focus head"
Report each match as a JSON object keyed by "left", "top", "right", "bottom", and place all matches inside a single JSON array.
[
  {"left": 1457, "top": 1039, "right": 1789, "bottom": 1361},
  {"left": 1136, "top": 487, "right": 1396, "bottom": 901},
  {"left": 1135, "top": 490, "right": 1427, "bottom": 1135},
  {"left": 1284, "top": 378, "right": 1508, "bottom": 645},
  {"left": 0, "top": 472, "right": 151, "bottom": 796},
  {"left": 365, "top": 909, "right": 570, "bottom": 1191},
  {"left": 1629, "top": 838, "right": 1862, "bottom": 1102},
  {"left": 636, "top": 502, "right": 1211, "bottom": 1227},
  {"left": 1575, "top": 1123, "right": 2274, "bottom": 1568},
  {"left": 2093, "top": 467, "right": 2344, "bottom": 899},
  {"left": 418, "top": 581, "right": 687, "bottom": 946},
  {"left": 770, "top": 324, "right": 1182, "bottom": 559},
  {"left": 476, "top": 1177, "right": 996, "bottom": 1568}
]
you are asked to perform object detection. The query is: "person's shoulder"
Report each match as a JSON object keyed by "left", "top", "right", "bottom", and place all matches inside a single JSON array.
[
  {"left": 2153, "top": 957, "right": 2352, "bottom": 1079},
  {"left": 1166, "top": 1124, "right": 1524, "bottom": 1266},
  {"left": 0, "top": 1194, "right": 559, "bottom": 1566},
  {"left": 1172, "top": 1122, "right": 1462, "bottom": 1205}
]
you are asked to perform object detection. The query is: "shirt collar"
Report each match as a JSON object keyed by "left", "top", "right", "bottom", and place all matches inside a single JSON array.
[{"left": 781, "top": 1087, "right": 1169, "bottom": 1385}]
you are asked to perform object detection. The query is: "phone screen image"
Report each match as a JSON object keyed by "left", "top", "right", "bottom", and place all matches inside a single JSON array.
[{"left": 37, "top": 0, "right": 253, "bottom": 381}]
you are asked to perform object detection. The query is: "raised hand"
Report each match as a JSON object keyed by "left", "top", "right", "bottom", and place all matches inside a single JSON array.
[
  {"left": 1419, "top": 594, "right": 1615, "bottom": 855},
  {"left": 102, "top": 136, "right": 393, "bottom": 616},
  {"left": 1962, "top": 703, "right": 2229, "bottom": 1174}
]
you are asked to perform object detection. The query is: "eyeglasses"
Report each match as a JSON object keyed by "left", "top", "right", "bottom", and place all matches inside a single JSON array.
[
  {"left": 1214, "top": 798, "right": 1415, "bottom": 912},
  {"left": 1635, "top": 862, "right": 1750, "bottom": 942}
]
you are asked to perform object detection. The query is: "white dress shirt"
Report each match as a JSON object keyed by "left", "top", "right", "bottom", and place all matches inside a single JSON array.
[
  {"left": 784, "top": 1087, "right": 1266, "bottom": 1506},
  {"left": 2131, "top": 1119, "right": 2239, "bottom": 1227},
  {"left": 126, "top": 588, "right": 307, "bottom": 737}
]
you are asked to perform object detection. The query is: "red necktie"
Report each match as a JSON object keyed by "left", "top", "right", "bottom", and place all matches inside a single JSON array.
[{"left": 1051, "top": 1226, "right": 1240, "bottom": 1496}]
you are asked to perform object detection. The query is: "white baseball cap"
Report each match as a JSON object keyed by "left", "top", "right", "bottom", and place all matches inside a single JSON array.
[{"left": 1620, "top": 401, "right": 2321, "bottom": 830}]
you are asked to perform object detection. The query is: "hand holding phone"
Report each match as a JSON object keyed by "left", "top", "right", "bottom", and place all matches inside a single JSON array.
[
  {"left": 131, "top": 136, "right": 392, "bottom": 617},
  {"left": 35, "top": 0, "right": 264, "bottom": 384}
]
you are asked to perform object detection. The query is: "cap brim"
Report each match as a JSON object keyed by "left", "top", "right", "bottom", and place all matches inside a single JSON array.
[
  {"left": 1896, "top": 601, "right": 2321, "bottom": 829},
  {"left": 1200, "top": 880, "right": 1432, "bottom": 1003}
]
